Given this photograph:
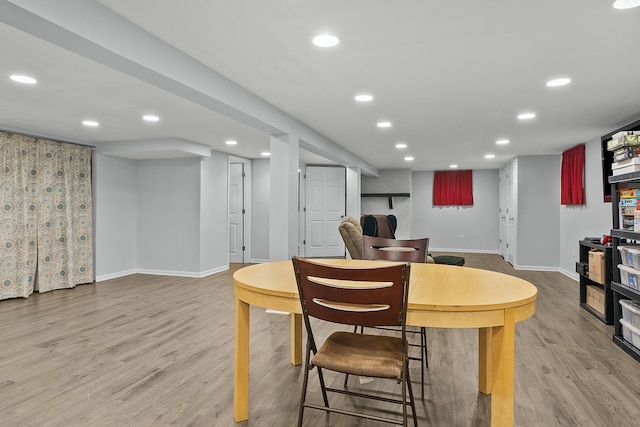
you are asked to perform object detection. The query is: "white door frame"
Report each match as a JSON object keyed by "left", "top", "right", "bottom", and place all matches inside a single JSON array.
[
  {"left": 228, "top": 156, "right": 251, "bottom": 263},
  {"left": 499, "top": 166, "right": 507, "bottom": 259}
]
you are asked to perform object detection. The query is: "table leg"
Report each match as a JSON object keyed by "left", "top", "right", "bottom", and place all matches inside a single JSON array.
[
  {"left": 491, "top": 308, "right": 516, "bottom": 427},
  {"left": 291, "top": 313, "right": 302, "bottom": 365},
  {"left": 478, "top": 327, "right": 492, "bottom": 394},
  {"left": 234, "top": 297, "right": 250, "bottom": 422}
]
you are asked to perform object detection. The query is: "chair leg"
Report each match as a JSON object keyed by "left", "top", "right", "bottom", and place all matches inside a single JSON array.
[
  {"left": 402, "top": 371, "right": 407, "bottom": 427},
  {"left": 297, "top": 349, "right": 312, "bottom": 427},
  {"left": 422, "top": 327, "right": 428, "bottom": 369},
  {"left": 405, "top": 364, "right": 418, "bottom": 427},
  {"left": 344, "top": 325, "right": 366, "bottom": 387},
  {"left": 316, "top": 366, "right": 330, "bottom": 410},
  {"left": 420, "top": 327, "right": 427, "bottom": 399}
]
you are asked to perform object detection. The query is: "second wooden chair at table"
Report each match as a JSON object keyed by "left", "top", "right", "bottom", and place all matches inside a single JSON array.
[{"left": 348, "top": 235, "right": 430, "bottom": 398}]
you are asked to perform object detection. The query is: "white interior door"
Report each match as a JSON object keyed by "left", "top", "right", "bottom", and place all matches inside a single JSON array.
[
  {"left": 229, "top": 162, "right": 245, "bottom": 263},
  {"left": 305, "top": 166, "right": 346, "bottom": 257}
]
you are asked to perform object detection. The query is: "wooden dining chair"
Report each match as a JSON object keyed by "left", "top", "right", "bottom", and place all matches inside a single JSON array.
[
  {"left": 362, "top": 235, "right": 428, "bottom": 263},
  {"left": 292, "top": 256, "right": 417, "bottom": 427},
  {"left": 357, "top": 235, "right": 430, "bottom": 398}
]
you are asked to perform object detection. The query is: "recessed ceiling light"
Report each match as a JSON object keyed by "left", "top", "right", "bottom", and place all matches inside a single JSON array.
[
  {"left": 613, "top": 0, "right": 640, "bottom": 9},
  {"left": 517, "top": 112, "right": 536, "bottom": 120},
  {"left": 395, "top": 143, "right": 407, "bottom": 149},
  {"left": 226, "top": 140, "right": 237, "bottom": 145},
  {"left": 355, "top": 94, "right": 373, "bottom": 102},
  {"left": 496, "top": 139, "right": 510, "bottom": 145},
  {"left": 10, "top": 74, "right": 37, "bottom": 84},
  {"left": 450, "top": 164, "right": 458, "bottom": 168},
  {"left": 143, "top": 115, "right": 159, "bottom": 122},
  {"left": 312, "top": 34, "right": 339, "bottom": 47},
  {"left": 484, "top": 154, "right": 495, "bottom": 159},
  {"left": 404, "top": 156, "right": 414, "bottom": 161},
  {"left": 377, "top": 121, "right": 392, "bottom": 128},
  {"left": 546, "top": 78, "right": 571, "bottom": 87},
  {"left": 82, "top": 120, "right": 99, "bottom": 127},
  {"left": 261, "top": 152, "right": 271, "bottom": 157}
]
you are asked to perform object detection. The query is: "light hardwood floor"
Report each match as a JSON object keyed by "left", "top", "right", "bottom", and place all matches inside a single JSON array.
[{"left": 1, "top": 253, "right": 640, "bottom": 426}]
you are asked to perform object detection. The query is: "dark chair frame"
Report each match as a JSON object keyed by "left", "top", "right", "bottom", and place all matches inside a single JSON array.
[
  {"left": 357, "top": 235, "right": 430, "bottom": 398},
  {"left": 292, "top": 256, "right": 417, "bottom": 427}
]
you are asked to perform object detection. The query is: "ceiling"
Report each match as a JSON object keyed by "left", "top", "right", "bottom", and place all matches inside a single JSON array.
[{"left": 1, "top": 0, "right": 640, "bottom": 172}]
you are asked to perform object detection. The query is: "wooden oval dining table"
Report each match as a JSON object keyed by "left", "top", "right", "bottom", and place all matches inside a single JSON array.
[{"left": 233, "top": 259, "right": 537, "bottom": 427}]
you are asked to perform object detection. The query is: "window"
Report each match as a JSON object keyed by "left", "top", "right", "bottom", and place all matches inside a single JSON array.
[
  {"left": 433, "top": 170, "right": 473, "bottom": 206},
  {"left": 561, "top": 144, "right": 585, "bottom": 205}
]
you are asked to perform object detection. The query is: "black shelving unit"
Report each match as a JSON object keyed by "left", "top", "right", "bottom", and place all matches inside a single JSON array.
[
  {"left": 609, "top": 171, "right": 640, "bottom": 363},
  {"left": 576, "top": 238, "right": 613, "bottom": 324}
]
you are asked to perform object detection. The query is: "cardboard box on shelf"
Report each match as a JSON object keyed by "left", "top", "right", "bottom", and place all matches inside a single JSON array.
[
  {"left": 586, "top": 285, "right": 605, "bottom": 315},
  {"left": 608, "top": 134, "right": 640, "bottom": 151},
  {"left": 612, "top": 164, "right": 640, "bottom": 175},
  {"left": 612, "top": 130, "right": 640, "bottom": 140},
  {"left": 620, "top": 198, "right": 638, "bottom": 207},
  {"left": 614, "top": 146, "right": 640, "bottom": 162},
  {"left": 588, "top": 249, "right": 606, "bottom": 284},
  {"left": 618, "top": 188, "right": 640, "bottom": 198},
  {"left": 620, "top": 206, "right": 637, "bottom": 215}
]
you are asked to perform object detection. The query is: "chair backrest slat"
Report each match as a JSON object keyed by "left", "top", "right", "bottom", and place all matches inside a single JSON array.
[
  {"left": 292, "top": 257, "right": 410, "bottom": 328},
  {"left": 362, "top": 235, "right": 429, "bottom": 263}
]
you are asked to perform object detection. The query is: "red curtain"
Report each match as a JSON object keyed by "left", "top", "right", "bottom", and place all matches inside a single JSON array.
[
  {"left": 433, "top": 170, "right": 473, "bottom": 206},
  {"left": 561, "top": 144, "right": 585, "bottom": 205}
]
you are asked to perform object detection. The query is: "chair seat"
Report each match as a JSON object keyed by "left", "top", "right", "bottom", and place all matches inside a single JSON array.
[
  {"left": 312, "top": 332, "right": 404, "bottom": 378},
  {"left": 432, "top": 255, "right": 465, "bottom": 266}
]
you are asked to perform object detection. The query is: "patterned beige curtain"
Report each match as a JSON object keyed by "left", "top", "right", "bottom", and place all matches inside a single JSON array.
[
  {"left": 0, "top": 131, "right": 93, "bottom": 300},
  {"left": 0, "top": 133, "right": 38, "bottom": 299},
  {"left": 36, "top": 139, "right": 93, "bottom": 292}
]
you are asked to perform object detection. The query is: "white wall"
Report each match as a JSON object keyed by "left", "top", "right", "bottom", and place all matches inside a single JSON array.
[
  {"left": 94, "top": 151, "right": 232, "bottom": 280},
  {"left": 515, "top": 155, "right": 561, "bottom": 269},
  {"left": 346, "top": 167, "right": 360, "bottom": 219},
  {"left": 411, "top": 169, "right": 500, "bottom": 252},
  {"left": 251, "top": 158, "right": 270, "bottom": 262},
  {"left": 137, "top": 158, "right": 201, "bottom": 275},
  {"left": 361, "top": 169, "right": 412, "bottom": 238},
  {"left": 559, "top": 137, "right": 611, "bottom": 278},
  {"left": 94, "top": 154, "right": 138, "bottom": 280},
  {"left": 93, "top": 135, "right": 612, "bottom": 279},
  {"left": 199, "top": 151, "right": 229, "bottom": 274}
]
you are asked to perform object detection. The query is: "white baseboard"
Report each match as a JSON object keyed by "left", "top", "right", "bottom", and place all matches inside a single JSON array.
[
  {"left": 429, "top": 248, "right": 499, "bottom": 254},
  {"left": 559, "top": 268, "right": 579, "bottom": 281},
  {"left": 96, "top": 269, "right": 138, "bottom": 282},
  {"left": 512, "top": 264, "right": 559, "bottom": 272},
  {"left": 96, "top": 265, "right": 228, "bottom": 282}
]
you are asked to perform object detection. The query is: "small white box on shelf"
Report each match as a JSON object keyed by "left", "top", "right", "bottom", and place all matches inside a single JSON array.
[
  {"left": 612, "top": 130, "right": 640, "bottom": 140},
  {"left": 629, "top": 247, "right": 640, "bottom": 269},
  {"left": 620, "top": 299, "right": 640, "bottom": 328},
  {"left": 613, "top": 157, "right": 640, "bottom": 169},
  {"left": 618, "top": 264, "right": 640, "bottom": 289},
  {"left": 618, "top": 246, "right": 634, "bottom": 266},
  {"left": 620, "top": 318, "right": 640, "bottom": 349}
]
